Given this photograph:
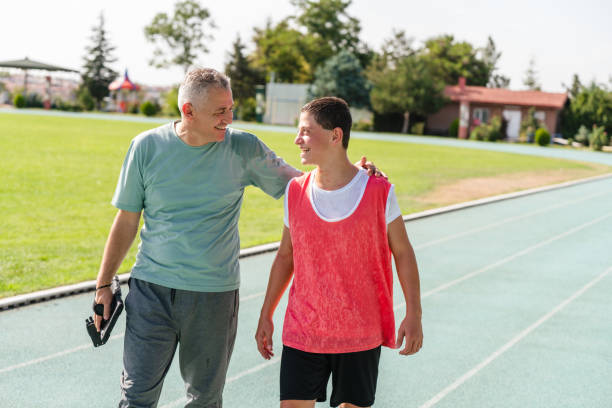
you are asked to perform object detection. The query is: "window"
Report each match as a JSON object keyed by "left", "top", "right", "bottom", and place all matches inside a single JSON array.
[{"left": 473, "top": 108, "right": 490, "bottom": 124}]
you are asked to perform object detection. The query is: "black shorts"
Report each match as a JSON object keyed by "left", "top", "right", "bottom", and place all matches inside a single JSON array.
[{"left": 280, "top": 345, "right": 381, "bottom": 407}]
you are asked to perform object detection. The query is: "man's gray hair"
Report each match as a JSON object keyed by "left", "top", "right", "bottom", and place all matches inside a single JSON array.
[{"left": 178, "top": 68, "right": 231, "bottom": 113}]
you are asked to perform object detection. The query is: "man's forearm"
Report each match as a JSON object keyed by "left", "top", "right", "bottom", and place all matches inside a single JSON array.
[{"left": 96, "top": 210, "right": 141, "bottom": 286}]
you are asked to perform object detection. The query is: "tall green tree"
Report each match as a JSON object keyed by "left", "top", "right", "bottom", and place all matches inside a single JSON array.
[
  {"left": 224, "top": 35, "right": 265, "bottom": 119},
  {"left": 81, "top": 12, "right": 117, "bottom": 110},
  {"left": 523, "top": 57, "right": 541, "bottom": 91},
  {"left": 144, "top": 0, "right": 216, "bottom": 73},
  {"left": 251, "top": 20, "right": 313, "bottom": 83},
  {"left": 368, "top": 53, "right": 446, "bottom": 133},
  {"left": 481, "top": 36, "right": 510, "bottom": 88},
  {"left": 308, "top": 50, "right": 371, "bottom": 108},
  {"left": 421, "top": 35, "right": 491, "bottom": 86},
  {"left": 291, "top": 0, "right": 369, "bottom": 68}
]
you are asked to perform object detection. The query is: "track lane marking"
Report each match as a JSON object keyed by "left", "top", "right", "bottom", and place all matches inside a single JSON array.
[
  {"left": 418, "top": 265, "right": 612, "bottom": 408},
  {"left": 394, "top": 211, "right": 612, "bottom": 311}
]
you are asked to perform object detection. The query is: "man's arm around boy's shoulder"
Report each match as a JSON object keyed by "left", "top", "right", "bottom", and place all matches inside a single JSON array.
[
  {"left": 255, "top": 226, "right": 294, "bottom": 360},
  {"left": 388, "top": 216, "right": 424, "bottom": 355}
]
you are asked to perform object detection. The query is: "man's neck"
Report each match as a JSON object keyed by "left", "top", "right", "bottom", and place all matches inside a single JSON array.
[
  {"left": 314, "top": 156, "right": 358, "bottom": 190},
  {"left": 175, "top": 120, "right": 216, "bottom": 147}
]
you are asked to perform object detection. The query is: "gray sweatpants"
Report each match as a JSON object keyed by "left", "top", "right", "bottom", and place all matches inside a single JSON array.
[{"left": 119, "top": 278, "right": 239, "bottom": 408}]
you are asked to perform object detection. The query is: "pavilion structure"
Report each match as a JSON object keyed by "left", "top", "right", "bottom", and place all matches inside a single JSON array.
[
  {"left": 108, "top": 69, "right": 140, "bottom": 113},
  {"left": 0, "top": 57, "right": 79, "bottom": 108}
]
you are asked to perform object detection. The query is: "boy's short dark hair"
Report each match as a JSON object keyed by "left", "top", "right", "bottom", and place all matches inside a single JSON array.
[{"left": 301, "top": 97, "right": 352, "bottom": 149}]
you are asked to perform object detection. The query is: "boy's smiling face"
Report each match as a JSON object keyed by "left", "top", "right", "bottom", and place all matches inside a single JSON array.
[{"left": 294, "top": 111, "right": 335, "bottom": 166}]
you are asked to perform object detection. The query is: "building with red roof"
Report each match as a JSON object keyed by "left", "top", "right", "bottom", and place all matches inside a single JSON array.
[{"left": 427, "top": 77, "right": 568, "bottom": 140}]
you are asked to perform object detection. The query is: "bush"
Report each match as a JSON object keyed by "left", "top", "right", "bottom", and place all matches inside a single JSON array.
[
  {"left": 353, "top": 120, "right": 372, "bottom": 131},
  {"left": 470, "top": 116, "right": 502, "bottom": 142},
  {"left": 410, "top": 122, "right": 425, "bottom": 135},
  {"left": 449, "top": 118, "right": 459, "bottom": 137},
  {"left": 238, "top": 97, "right": 257, "bottom": 122},
  {"left": 140, "top": 100, "right": 159, "bottom": 117},
  {"left": 574, "top": 125, "right": 590, "bottom": 146},
  {"left": 13, "top": 93, "right": 25, "bottom": 108},
  {"left": 589, "top": 124, "right": 609, "bottom": 151},
  {"left": 163, "top": 85, "right": 180, "bottom": 117},
  {"left": 129, "top": 103, "right": 140, "bottom": 114},
  {"left": 77, "top": 87, "right": 95, "bottom": 111},
  {"left": 535, "top": 128, "right": 551, "bottom": 146},
  {"left": 24, "top": 93, "right": 44, "bottom": 108}
]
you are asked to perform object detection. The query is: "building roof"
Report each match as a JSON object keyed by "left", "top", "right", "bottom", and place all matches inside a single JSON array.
[{"left": 444, "top": 85, "right": 567, "bottom": 109}]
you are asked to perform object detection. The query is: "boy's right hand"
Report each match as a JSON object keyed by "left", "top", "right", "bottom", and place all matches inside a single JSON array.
[{"left": 255, "top": 315, "right": 275, "bottom": 360}]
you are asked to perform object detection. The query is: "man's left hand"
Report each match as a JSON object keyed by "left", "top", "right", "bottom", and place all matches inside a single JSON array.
[{"left": 356, "top": 156, "right": 387, "bottom": 178}]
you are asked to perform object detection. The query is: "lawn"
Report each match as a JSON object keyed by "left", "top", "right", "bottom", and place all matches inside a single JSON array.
[{"left": 0, "top": 113, "right": 609, "bottom": 297}]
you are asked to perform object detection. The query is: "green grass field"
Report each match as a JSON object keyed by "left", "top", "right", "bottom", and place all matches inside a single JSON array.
[{"left": 0, "top": 113, "right": 609, "bottom": 297}]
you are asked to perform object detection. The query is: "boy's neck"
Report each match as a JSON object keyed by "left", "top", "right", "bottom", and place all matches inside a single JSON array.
[{"left": 314, "top": 155, "right": 358, "bottom": 190}]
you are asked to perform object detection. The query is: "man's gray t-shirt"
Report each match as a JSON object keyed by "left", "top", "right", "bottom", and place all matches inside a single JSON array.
[{"left": 112, "top": 122, "right": 298, "bottom": 292}]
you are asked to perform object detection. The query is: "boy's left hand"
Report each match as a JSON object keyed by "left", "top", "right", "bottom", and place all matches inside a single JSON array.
[
  {"left": 355, "top": 156, "right": 387, "bottom": 179},
  {"left": 396, "top": 314, "right": 423, "bottom": 355}
]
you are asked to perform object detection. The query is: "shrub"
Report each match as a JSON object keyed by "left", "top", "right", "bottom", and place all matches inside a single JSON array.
[
  {"left": 238, "top": 97, "right": 257, "bottom": 122},
  {"left": 77, "top": 87, "right": 95, "bottom": 111},
  {"left": 574, "top": 125, "right": 590, "bottom": 146},
  {"left": 353, "top": 120, "right": 372, "bottom": 131},
  {"left": 140, "top": 100, "right": 159, "bottom": 117},
  {"left": 448, "top": 118, "right": 459, "bottom": 137},
  {"left": 129, "top": 103, "right": 140, "bottom": 114},
  {"left": 535, "top": 128, "right": 551, "bottom": 146},
  {"left": 589, "top": 124, "right": 609, "bottom": 151},
  {"left": 411, "top": 122, "right": 425, "bottom": 135},
  {"left": 163, "top": 85, "right": 180, "bottom": 117},
  {"left": 470, "top": 116, "right": 502, "bottom": 142},
  {"left": 13, "top": 93, "right": 25, "bottom": 108}
]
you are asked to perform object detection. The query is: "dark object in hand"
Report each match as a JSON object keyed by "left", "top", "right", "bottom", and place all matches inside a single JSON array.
[{"left": 85, "top": 276, "right": 124, "bottom": 347}]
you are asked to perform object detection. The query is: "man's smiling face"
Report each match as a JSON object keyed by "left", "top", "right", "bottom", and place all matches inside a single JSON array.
[{"left": 193, "top": 87, "right": 234, "bottom": 141}]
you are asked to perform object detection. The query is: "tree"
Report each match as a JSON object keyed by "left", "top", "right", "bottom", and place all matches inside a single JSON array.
[
  {"left": 81, "top": 12, "right": 117, "bottom": 110},
  {"left": 308, "top": 50, "right": 371, "bottom": 108},
  {"left": 523, "top": 57, "right": 541, "bottom": 91},
  {"left": 368, "top": 53, "right": 446, "bottom": 133},
  {"left": 481, "top": 36, "right": 510, "bottom": 88},
  {"left": 420, "top": 35, "right": 491, "bottom": 86},
  {"left": 290, "top": 0, "right": 369, "bottom": 68},
  {"left": 560, "top": 81, "right": 612, "bottom": 138},
  {"left": 224, "top": 35, "right": 265, "bottom": 119},
  {"left": 144, "top": 0, "right": 216, "bottom": 73},
  {"left": 251, "top": 20, "right": 313, "bottom": 83}
]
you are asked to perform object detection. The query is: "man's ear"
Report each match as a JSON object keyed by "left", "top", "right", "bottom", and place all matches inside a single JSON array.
[{"left": 181, "top": 102, "right": 194, "bottom": 119}]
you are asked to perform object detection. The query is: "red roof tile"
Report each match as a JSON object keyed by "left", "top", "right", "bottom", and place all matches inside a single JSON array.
[{"left": 444, "top": 85, "right": 567, "bottom": 109}]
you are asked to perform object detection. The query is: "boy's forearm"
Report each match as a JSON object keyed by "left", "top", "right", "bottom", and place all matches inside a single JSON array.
[
  {"left": 260, "top": 252, "right": 294, "bottom": 318},
  {"left": 395, "top": 247, "right": 422, "bottom": 317}
]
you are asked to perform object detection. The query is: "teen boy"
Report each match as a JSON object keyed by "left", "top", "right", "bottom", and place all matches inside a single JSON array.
[{"left": 255, "top": 97, "right": 423, "bottom": 408}]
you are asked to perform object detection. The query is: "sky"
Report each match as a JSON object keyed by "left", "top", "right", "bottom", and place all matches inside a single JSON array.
[{"left": 2, "top": 0, "right": 611, "bottom": 93}]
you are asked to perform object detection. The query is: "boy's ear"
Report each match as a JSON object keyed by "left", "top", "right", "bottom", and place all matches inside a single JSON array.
[{"left": 331, "top": 127, "right": 343, "bottom": 145}]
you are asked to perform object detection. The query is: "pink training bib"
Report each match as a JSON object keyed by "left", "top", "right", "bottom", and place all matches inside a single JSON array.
[{"left": 283, "top": 172, "right": 396, "bottom": 353}]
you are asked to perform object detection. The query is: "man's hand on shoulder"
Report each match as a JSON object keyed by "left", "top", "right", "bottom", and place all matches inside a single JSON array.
[{"left": 355, "top": 156, "right": 387, "bottom": 179}]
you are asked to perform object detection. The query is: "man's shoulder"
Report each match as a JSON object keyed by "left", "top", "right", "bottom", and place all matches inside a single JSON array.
[
  {"left": 131, "top": 122, "right": 175, "bottom": 147},
  {"left": 226, "top": 127, "right": 258, "bottom": 144}
]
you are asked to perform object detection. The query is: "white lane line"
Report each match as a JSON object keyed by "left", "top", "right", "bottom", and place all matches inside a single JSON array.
[
  {"left": 394, "top": 212, "right": 612, "bottom": 311},
  {"left": 159, "top": 358, "right": 282, "bottom": 408},
  {"left": 239, "top": 291, "right": 265, "bottom": 302},
  {"left": 0, "top": 292, "right": 265, "bottom": 374},
  {"left": 418, "top": 265, "right": 612, "bottom": 408},
  {"left": 0, "top": 333, "right": 124, "bottom": 375},
  {"left": 414, "top": 190, "right": 611, "bottom": 250}
]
